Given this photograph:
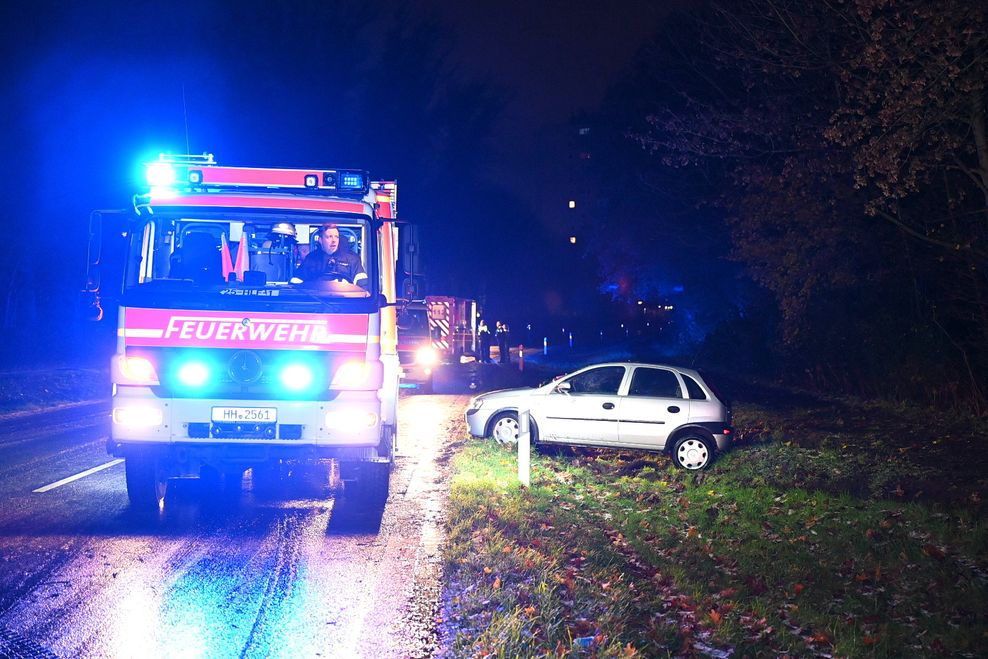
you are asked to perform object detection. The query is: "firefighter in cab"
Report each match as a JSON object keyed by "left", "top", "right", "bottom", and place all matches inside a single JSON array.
[{"left": 298, "top": 223, "right": 368, "bottom": 288}]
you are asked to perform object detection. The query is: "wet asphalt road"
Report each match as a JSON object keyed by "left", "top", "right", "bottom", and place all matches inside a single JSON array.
[{"left": 0, "top": 394, "right": 469, "bottom": 658}]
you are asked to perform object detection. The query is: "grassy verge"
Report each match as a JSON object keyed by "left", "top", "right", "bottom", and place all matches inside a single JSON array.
[
  {"left": 0, "top": 367, "right": 108, "bottom": 415},
  {"left": 441, "top": 403, "right": 987, "bottom": 657}
]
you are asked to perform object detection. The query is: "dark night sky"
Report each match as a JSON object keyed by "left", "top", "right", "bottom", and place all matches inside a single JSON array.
[{"left": 1, "top": 0, "right": 672, "bottom": 339}]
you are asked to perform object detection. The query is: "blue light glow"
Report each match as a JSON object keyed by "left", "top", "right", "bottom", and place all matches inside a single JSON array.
[
  {"left": 146, "top": 162, "right": 176, "bottom": 187},
  {"left": 177, "top": 362, "right": 210, "bottom": 387},
  {"left": 280, "top": 363, "right": 314, "bottom": 390}
]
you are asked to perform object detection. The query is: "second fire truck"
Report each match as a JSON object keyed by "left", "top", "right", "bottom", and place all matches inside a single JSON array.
[{"left": 398, "top": 296, "right": 478, "bottom": 391}]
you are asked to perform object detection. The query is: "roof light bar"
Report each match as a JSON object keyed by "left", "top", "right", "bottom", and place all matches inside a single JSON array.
[{"left": 143, "top": 154, "right": 370, "bottom": 195}]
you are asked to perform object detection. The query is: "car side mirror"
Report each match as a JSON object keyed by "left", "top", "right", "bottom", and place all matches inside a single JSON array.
[{"left": 554, "top": 381, "right": 571, "bottom": 394}]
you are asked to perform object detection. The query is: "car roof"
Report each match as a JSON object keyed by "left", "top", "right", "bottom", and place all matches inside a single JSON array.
[{"left": 574, "top": 362, "right": 701, "bottom": 377}]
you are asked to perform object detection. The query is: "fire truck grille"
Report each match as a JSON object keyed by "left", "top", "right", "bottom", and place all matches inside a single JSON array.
[{"left": 139, "top": 348, "right": 343, "bottom": 401}]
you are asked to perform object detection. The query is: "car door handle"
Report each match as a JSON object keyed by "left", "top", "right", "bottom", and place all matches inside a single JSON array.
[
  {"left": 667, "top": 405, "right": 680, "bottom": 413},
  {"left": 602, "top": 402, "right": 615, "bottom": 410}
]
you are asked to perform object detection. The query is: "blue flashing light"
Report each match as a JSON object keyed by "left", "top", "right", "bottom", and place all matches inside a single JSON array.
[
  {"left": 146, "top": 162, "right": 176, "bottom": 187},
  {"left": 340, "top": 171, "right": 364, "bottom": 190},
  {"left": 280, "top": 363, "right": 314, "bottom": 391},
  {"left": 177, "top": 362, "right": 210, "bottom": 387}
]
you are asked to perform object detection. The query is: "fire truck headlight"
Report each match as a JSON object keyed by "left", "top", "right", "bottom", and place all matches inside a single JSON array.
[
  {"left": 415, "top": 346, "right": 439, "bottom": 367},
  {"left": 146, "top": 162, "right": 176, "bottom": 187},
  {"left": 113, "top": 405, "right": 163, "bottom": 428},
  {"left": 280, "top": 363, "right": 314, "bottom": 391},
  {"left": 332, "top": 361, "right": 370, "bottom": 388},
  {"left": 176, "top": 361, "right": 211, "bottom": 387},
  {"left": 114, "top": 355, "right": 160, "bottom": 386},
  {"left": 324, "top": 410, "right": 378, "bottom": 431}
]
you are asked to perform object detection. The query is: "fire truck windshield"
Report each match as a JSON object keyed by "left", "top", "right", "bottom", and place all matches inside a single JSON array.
[{"left": 123, "top": 213, "right": 376, "bottom": 304}]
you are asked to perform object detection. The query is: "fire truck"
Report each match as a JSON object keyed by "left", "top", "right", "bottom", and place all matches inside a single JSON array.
[
  {"left": 398, "top": 296, "right": 477, "bottom": 391},
  {"left": 90, "top": 154, "right": 400, "bottom": 511}
]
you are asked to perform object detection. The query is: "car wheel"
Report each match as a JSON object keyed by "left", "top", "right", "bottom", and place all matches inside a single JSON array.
[
  {"left": 490, "top": 412, "right": 520, "bottom": 444},
  {"left": 671, "top": 434, "right": 714, "bottom": 470}
]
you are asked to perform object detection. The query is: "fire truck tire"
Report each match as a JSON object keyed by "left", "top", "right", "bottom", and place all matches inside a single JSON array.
[
  {"left": 341, "top": 461, "right": 391, "bottom": 508},
  {"left": 125, "top": 454, "right": 166, "bottom": 510},
  {"left": 378, "top": 425, "right": 396, "bottom": 460}
]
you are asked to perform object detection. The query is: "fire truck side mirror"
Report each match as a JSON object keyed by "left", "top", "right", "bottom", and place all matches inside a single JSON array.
[
  {"left": 83, "top": 209, "right": 129, "bottom": 322},
  {"left": 86, "top": 210, "right": 104, "bottom": 283},
  {"left": 79, "top": 290, "right": 104, "bottom": 322}
]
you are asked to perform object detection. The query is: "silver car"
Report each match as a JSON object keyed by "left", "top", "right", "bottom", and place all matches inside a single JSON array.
[{"left": 465, "top": 362, "right": 733, "bottom": 470}]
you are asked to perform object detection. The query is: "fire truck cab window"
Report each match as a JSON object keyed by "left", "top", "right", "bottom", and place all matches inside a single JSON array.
[
  {"left": 169, "top": 230, "right": 223, "bottom": 284},
  {"left": 131, "top": 215, "right": 374, "bottom": 298}
]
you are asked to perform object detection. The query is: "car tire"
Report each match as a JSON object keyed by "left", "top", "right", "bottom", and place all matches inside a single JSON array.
[
  {"left": 489, "top": 412, "right": 539, "bottom": 445},
  {"left": 671, "top": 434, "right": 714, "bottom": 470}
]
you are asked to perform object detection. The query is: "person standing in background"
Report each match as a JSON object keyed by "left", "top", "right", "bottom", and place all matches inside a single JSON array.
[
  {"left": 478, "top": 320, "right": 492, "bottom": 363},
  {"left": 496, "top": 321, "right": 510, "bottom": 364}
]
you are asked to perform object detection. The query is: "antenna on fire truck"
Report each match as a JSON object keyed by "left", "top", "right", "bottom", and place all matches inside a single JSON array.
[{"left": 182, "top": 83, "right": 191, "bottom": 154}]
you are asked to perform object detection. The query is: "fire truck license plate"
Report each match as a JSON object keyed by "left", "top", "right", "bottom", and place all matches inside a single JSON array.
[{"left": 211, "top": 407, "right": 277, "bottom": 423}]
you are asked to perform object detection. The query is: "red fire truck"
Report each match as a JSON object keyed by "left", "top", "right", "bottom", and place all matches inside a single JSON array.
[
  {"left": 90, "top": 153, "right": 400, "bottom": 511},
  {"left": 398, "top": 296, "right": 477, "bottom": 391}
]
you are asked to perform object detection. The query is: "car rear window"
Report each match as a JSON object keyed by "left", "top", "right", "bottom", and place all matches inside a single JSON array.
[
  {"left": 681, "top": 374, "right": 708, "bottom": 400},
  {"left": 628, "top": 367, "right": 682, "bottom": 398}
]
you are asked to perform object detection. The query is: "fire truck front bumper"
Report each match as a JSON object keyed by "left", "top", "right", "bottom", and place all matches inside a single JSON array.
[
  {"left": 110, "top": 388, "right": 386, "bottom": 453},
  {"left": 400, "top": 363, "right": 434, "bottom": 388}
]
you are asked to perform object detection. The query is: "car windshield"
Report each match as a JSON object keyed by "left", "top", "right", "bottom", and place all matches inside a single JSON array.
[{"left": 122, "top": 212, "right": 375, "bottom": 302}]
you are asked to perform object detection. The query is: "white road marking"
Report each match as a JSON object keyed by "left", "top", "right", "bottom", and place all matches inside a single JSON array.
[{"left": 33, "top": 459, "right": 125, "bottom": 493}]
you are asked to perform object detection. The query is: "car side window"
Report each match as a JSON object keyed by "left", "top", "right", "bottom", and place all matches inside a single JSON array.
[
  {"left": 682, "top": 374, "right": 708, "bottom": 400},
  {"left": 628, "top": 367, "right": 683, "bottom": 398},
  {"left": 564, "top": 366, "right": 626, "bottom": 395}
]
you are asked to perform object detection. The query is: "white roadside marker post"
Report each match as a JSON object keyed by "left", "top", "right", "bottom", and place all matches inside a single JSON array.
[{"left": 518, "top": 407, "right": 531, "bottom": 487}]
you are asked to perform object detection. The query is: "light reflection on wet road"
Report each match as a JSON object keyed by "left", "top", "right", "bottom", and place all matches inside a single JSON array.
[{"left": 0, "top": 394, "right": 468, "bottom": 658}]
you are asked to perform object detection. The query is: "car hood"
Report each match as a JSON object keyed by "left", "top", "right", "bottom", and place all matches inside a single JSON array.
[{"left": 476, "top": 387, "right": 536, "bottom": 402}]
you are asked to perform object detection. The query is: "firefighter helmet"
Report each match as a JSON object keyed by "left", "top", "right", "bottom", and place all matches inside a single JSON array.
[{"left": 270, "top": 222, "right": 296, "bottom": 239}]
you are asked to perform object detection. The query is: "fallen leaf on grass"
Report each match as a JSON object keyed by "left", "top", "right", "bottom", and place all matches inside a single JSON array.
[
  {"left": 708, "top": 609, "right": 723, "bottom": 625},
  {"left": 922, "top": 544, "right": 946, "bottom": 560}
]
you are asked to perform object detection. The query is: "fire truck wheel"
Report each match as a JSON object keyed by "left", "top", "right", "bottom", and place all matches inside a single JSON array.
[
  {"left": 125, "top": 454, "right": 167, "bottom": 510},
  {"left": 377, "top": 425, "right": 396, "bottom": 460},
  {"left": 341, "top": 461, "right": 391, "bottom": 508}
]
